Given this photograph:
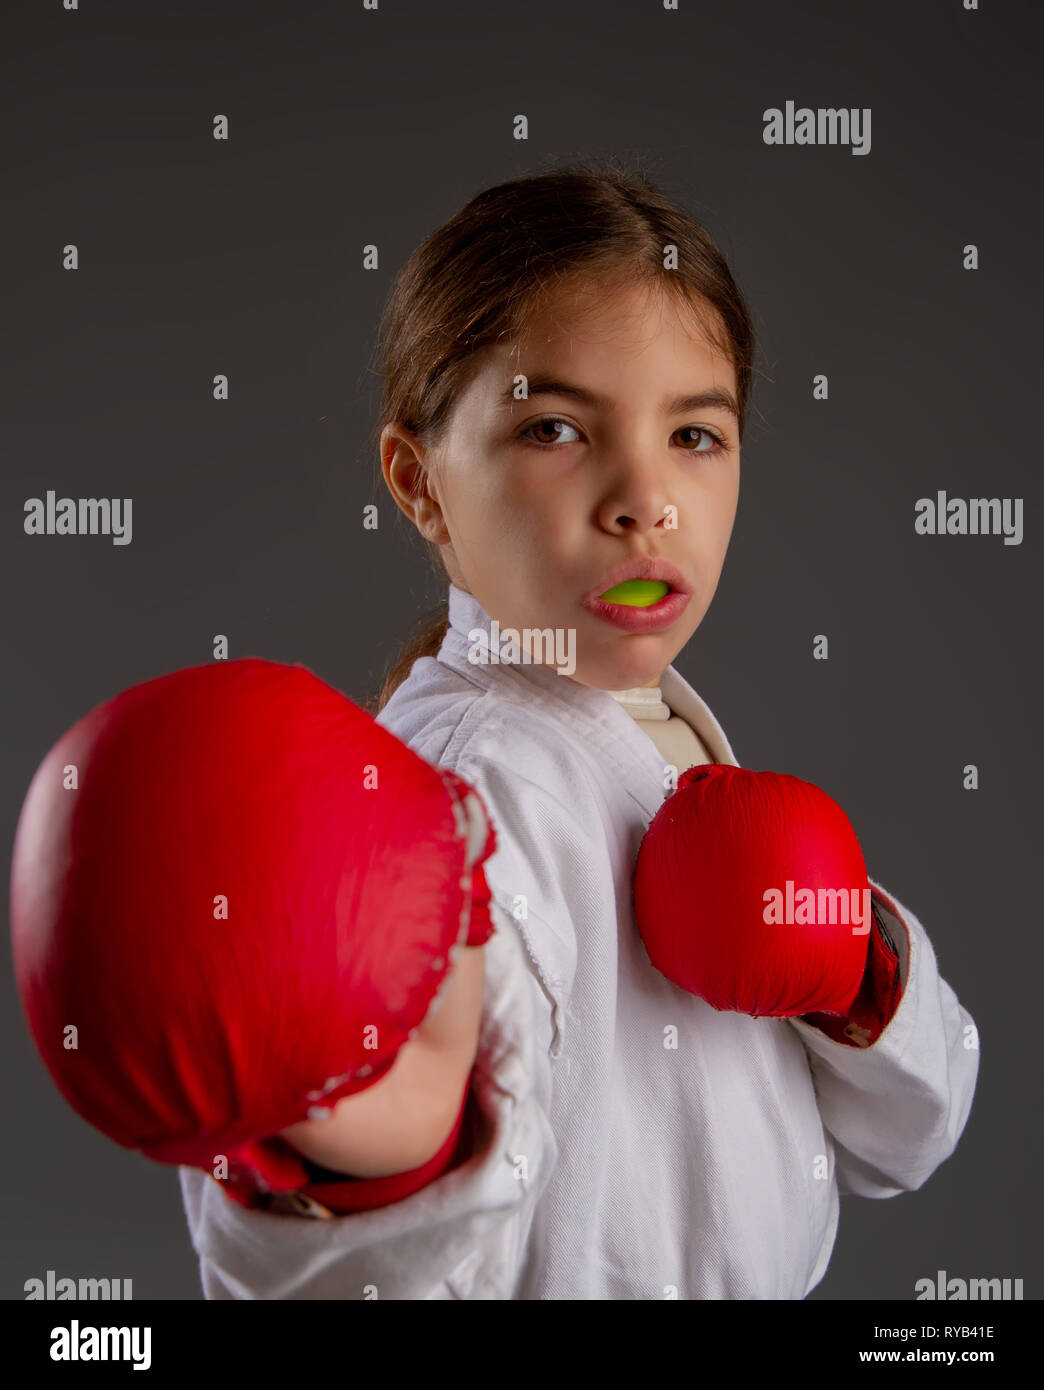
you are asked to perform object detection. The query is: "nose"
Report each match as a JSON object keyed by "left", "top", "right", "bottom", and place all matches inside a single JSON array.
[{"left": 595, "top": 448, "right": 672, "bottom": 536}]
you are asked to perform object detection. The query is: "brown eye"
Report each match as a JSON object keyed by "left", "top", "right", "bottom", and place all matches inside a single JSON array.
[
  {"left": 674, "top": 426, "right": 726, "bottom": 452},
  {"left": 520, "top": 417, "right": 582, "bottom": 446}
]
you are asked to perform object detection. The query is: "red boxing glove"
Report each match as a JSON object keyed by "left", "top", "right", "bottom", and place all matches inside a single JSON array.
[
  {"left": 800, "top": 903, "right": 902, "bottom": 1047},
  {"left": 633, "top": 764, "right": 897, "bottom": 1031},
  {"left": 10, "top": 659, "right": 497, "bottom": 1204}
]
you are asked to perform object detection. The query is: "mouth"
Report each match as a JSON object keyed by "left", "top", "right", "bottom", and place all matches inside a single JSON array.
[
  {"left": 582, "top": 559, "right": 693, "bottom": 632},
  {"left": 584, "top": 557, "right": 692, "bottom": 606},
  {"left": 598, "top": 578, "right": 671, "bottom": 608}
]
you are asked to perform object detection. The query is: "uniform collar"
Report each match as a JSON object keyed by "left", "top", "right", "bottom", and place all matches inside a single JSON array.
[{"left": 437, "top": 583, "right": 739, "bottom": 819}]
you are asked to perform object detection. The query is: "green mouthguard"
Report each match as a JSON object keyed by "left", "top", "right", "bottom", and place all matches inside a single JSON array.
[{"left": 599, "top": 579, "right": 670, "bottom": 607}]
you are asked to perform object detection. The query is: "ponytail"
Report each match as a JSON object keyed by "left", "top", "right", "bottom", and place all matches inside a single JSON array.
[{"left": 368, "top": 600, "right": 450, "bottom": 715}]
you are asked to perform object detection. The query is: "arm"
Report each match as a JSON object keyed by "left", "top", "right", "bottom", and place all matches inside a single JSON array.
[
  {"left": 178, "top": 903, "right": 558, "bottom": 1299},
  {"left": 788, "top": 880, "right": 980, "bottom": 1196},
  {"left": 279, "top": 943, "right": 486, "bottom": 1178},
  {"left": 176, "top": 734, "right": 573, "bottom": 1298}
]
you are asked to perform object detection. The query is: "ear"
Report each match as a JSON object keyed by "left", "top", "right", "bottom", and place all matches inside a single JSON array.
[{"left": 380, "top": 423, "right": 450, "bottom": 543}]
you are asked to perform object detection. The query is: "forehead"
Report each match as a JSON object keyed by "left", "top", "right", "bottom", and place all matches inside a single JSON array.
[
  {"left": 457, "top": 274, "right": 735, "bottom": 411},
  {"left": 500, "top": 273, "right": 735, "bottom": 381},
  {"left": 551, "top": 268, "right": 719, "bottom": 334}
]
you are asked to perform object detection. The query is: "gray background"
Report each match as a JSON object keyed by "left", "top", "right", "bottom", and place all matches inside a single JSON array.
[{"left": 2, "top": 0, "right": 1039, "bottom": 1300}]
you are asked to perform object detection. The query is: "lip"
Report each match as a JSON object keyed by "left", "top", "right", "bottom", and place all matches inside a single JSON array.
[{"left": 581, "top": 556, "right": 693, "bottom": 633}]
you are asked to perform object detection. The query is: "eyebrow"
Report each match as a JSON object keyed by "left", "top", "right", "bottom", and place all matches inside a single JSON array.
[{"left": 498, "top": 373, "right": 739, "bottom": 420}]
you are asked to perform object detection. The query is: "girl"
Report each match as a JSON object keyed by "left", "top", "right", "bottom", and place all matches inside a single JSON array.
[{"left": 179, "top": 160, "right": 979, "bottom": 1299}]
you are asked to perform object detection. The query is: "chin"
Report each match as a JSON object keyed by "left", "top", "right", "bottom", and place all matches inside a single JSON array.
[{"left": 578, "top": 653, "right": 665, "bottom": 693}]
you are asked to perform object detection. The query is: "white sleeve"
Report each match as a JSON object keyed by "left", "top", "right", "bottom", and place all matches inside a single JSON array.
[
  {"left": 787, "top": 879, "right": 981, "bottom": 1198},
  {"left": 178, "top": 904, "right": 558, "bottom": 1300}
]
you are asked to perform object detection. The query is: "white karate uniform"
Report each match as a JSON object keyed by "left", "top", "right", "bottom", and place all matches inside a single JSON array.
[{"left": 179, "top": 582, "right": 980, "bottom": 1299}]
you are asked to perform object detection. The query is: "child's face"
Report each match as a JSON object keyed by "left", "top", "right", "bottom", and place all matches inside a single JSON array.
[{"left": 387, "top": 276, "right": 740, "bottom": 691}]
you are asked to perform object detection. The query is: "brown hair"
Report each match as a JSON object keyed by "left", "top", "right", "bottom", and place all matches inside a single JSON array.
[{"left": 367, "top": 156, "right": 759, "bottom": 714}]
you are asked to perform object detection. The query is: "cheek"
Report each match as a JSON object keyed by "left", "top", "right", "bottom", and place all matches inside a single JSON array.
[
  {"left": 448, "top": 471, "right": 515, "bottom": 542},
  {"left": 700, "top": 473, "right": 740, "bottom": 541},
  {"left": 496, "top": 489, "right": 564, "bottom": 549},
  {"left": 681, "top": 484, "right": 735, "bottom": 550}
]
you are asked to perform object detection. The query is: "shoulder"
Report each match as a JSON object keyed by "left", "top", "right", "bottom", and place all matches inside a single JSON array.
[
  {"left": 375, "top": 654, "right": 485, "bottom": 767},
  {"left": 378, "top": 655, "right": 602, "bottom": 835}
]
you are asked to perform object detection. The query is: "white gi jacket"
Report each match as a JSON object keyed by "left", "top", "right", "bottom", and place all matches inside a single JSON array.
[{"left": 179, "top": 582, "right": 980, "bottom": 1299}]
